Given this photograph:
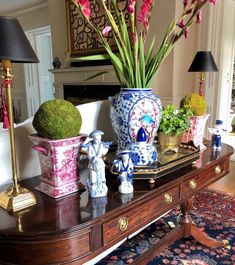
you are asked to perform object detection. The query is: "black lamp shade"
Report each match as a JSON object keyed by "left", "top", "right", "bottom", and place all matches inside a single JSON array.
[
  {"left": 0, "top": 16, "right": 39, "bottom": 63},
  {"left": 188, "top": 51, "right": 218, "bottom": 72}
]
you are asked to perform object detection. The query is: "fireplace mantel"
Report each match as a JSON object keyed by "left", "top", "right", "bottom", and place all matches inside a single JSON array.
[{"left": 49, "top": 66, "right": 119, "bottom": 99}]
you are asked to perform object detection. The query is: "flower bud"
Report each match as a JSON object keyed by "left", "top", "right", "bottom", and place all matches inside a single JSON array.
[
  {"left": 196, "top": 10, "right": 202, "bottom": 23},
  {"left": 128, "top": 4, "right": 135, "bottom": 14},
  {"left": 209, "top": 0, "right": 216, "bottom": 4},
  {"left": 184, "top": 27, "right": 189, "bottom": 38},
  {"left": 183, "top": 0, "right": 189, "bottom": 8},
  {"left": 102, "top": 26, "right": 112, "bottom": 37}
]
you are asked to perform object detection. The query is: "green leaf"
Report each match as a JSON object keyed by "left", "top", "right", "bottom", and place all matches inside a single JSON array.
[
  {"left": 145, "top": 36, "right": 155, "bottom": 66},
  {"left": 84, "top": 71, "right": 110, "bottom": 81},
  {"left": 113, "top": 33, "right": 133, "bottom": 86},
  {"left": 71, "top": 54, "right": 110, "bottom": 61},
  {"left": 139, "top": 35, "right": 145, "bottom": 87}
]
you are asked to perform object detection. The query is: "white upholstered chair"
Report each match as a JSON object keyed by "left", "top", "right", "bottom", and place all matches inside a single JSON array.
[{"left": 0, "top": 99, "right": 115, "bottom": 186}]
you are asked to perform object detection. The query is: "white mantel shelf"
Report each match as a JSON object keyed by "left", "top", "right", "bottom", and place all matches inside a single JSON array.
[
  {"left": 49, "top": 65, "right": 114, "bottom": 74},
  {"left": 49, "top": 66, "right": 119, "bottom": 99}
]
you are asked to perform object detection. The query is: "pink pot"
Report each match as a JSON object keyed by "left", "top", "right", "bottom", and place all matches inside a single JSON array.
[
  {"left": 181, "top": 114, "right": 210, "bottom": 149},
  {"left": 29, "top": 134, "right": 87, "bottom": 198}
]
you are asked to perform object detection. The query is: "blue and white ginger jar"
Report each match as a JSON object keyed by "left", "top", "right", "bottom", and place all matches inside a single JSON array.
[{"left": 110, "top": 88, "right": 162, "bottom": 152}]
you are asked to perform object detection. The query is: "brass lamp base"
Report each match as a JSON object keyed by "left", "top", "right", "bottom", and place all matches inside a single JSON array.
[{"left": 0, "top": 185, "right": 36, "bottom": 212}]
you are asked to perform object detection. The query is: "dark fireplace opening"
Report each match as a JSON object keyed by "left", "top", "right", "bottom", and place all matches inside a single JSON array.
[{"left": 63, "top": 84, "right": 120, "bottom": 105}]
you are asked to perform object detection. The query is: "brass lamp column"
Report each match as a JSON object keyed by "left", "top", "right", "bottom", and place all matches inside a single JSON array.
[
  {"left": 0, "top": 16, "right": 39, "bottom": 212},
  {"left": 188, "top": 51, "right": 218, "bottom": 97},
  {"left": 198, "top": 72, "right": 205, "bottom": 97}
]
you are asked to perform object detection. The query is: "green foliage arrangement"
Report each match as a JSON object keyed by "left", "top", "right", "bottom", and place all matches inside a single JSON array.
[
  {"left": 33, "top": 99, "right": 82, "bottom": 140},
  {"left": 158, "top": 104, "right": 192, "bottom": 135},
  {"left": 180, "top": 93, "right": 207, "bottom": 116}
]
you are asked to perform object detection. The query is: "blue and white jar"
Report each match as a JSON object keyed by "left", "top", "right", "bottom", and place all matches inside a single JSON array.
[
  {"left": 129, "top": 127, "right": 157, "bottom": 166},
  {"left": 110, "top": 88, "right": 162, "bottom": 152}
]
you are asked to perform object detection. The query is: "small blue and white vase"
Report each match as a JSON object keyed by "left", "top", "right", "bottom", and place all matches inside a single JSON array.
[
  {"left": 110, "top": 88, "right": 162, "bottom": 153},
  {"left": 129, "top": 127, "right": 157, "bottom": 166}
]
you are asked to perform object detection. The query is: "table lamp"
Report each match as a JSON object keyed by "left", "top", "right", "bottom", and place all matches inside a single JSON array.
[
  {"left": 188, "top": 51, "right": 218, "bottom": 97},
  {"left": 0, "top": 16, "right": 39, "bottom": 212}
]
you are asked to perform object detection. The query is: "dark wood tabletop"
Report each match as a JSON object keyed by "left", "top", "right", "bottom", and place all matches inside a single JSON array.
[{"left": 0, "top": 143, "right": 233, "bottom": 265}]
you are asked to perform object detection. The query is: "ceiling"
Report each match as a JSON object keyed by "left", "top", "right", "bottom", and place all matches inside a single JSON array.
[{"left": 0, "top": 0, "right": 47, "bottom": 15}]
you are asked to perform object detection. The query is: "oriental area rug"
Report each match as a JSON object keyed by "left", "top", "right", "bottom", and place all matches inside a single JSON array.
[{"left": 97, "top": 189, "right": 235, "bottom": 265}]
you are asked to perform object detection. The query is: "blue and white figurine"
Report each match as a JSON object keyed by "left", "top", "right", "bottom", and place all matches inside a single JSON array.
[
  {"left": 83, "top": 129, "right": 112, "bottom": 198},
  {"left": 208, "top": 120, "right": 223, "bottom": 151},
  {"left": 129, "top": 127, "right": 157, "bottom": 166},
  {"left": 113, "top": 150, "right": 134, "bottom": 194}
]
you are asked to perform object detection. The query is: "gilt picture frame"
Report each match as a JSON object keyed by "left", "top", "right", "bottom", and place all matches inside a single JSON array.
[{"left": 65, "top": 0, "right": 130, "bottom": 57}]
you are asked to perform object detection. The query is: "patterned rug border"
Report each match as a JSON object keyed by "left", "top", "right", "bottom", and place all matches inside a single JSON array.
[{"left": 97, "top": 188, "right": 235, "bottom": 265}]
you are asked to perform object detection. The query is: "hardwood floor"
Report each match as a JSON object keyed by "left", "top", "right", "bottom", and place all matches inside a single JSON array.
[{"left": 209, "top": 160, "right": 235, "bottom": 195}]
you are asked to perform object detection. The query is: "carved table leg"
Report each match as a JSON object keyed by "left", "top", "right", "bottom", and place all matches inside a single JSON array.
[{"left": 179, "top": 196, "right": 228, "bottom": 248}]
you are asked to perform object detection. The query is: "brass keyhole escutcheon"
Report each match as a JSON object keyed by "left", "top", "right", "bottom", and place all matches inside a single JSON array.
[
  {"left": 189, "top": 179, "right": 197, "bottom": 190},
  {"left": 118, "top": 217, "right": 128, "bottom": 232},
  {"left": 164, "top": 193, "right": 173, "bottom": 204},
  {"left": 215, "top": 166, "right": 222, "bottom": 175}
]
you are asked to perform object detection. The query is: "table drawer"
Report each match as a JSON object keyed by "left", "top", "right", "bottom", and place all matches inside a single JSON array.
[
  {"left": 184, "top": 160, "right": 227, "bottom": 195},
  {"left": 102, "top": 186, "right": 180, "bottom": 246}
]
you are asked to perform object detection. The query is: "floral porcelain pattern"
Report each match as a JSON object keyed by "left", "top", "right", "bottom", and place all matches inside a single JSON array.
[
  {"left": 181, "top": 114, "right": 210, "bottom": 149},
  {"left": 29, "top": 134, "right": 86, "bottom": 198},
  {"left": 130, "top": 143, "right": 157, "bottom": 166},
  {"left": 110, "top": 89, "right": 162, "bottom": 152}
]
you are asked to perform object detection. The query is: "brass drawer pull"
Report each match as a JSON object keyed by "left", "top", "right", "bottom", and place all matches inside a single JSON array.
[
  {"left": 215, "top": 166, "right": 222, "bottom": 175},
  {"left": 189, "top": 179, "right": 197, "bottom": 190},
  {"left": 164, "top": 193, "right": 173, "bottom": 204},
  {"left": 118, "top": 217, "right": 128, "bottom": 232}
]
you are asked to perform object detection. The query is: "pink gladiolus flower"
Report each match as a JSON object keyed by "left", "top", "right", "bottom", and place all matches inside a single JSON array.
[
  {"left": 131, "top": 32, "right": 137, "bottom": 44},
  {"left": 138, "top": 0, "right": 154, "bottom": 29},
  {"left": 184, "top": 27, "right": 189, "bottom": 38},
  {"left": 209, "top": 0, "right": 216, "bottom": 4},
  {"left": 102, "top": 26, "right": 112, "bottom": 37},
  {"left": 177, "top": 20, "right": 185, "bottom": 29},
  {"left": 128, "top": 4, "right": 135, "bottom": 14},
  {"left": 83, "top": 7, "right": 91, "bottom": 18},
  {"left": 196, "top": 10, "right": 202, "bottom": 23},
  {"left": 77, "top": 0, "right": 91, "bottom": 18},
  {"left": 128, "top": 0, "right": 136, "bottom": 14},
  {"left": 183, "top": 0, "right": 188, "bottom": 8}
]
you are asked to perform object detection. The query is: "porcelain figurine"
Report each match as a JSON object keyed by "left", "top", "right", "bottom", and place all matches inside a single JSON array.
[
  {"left": 129, "top": 127, "right": 157, "bottom": 166},
  {"left": 113, "top": 150, "right": 134, "bottom": 194},
  {"left": 52, "top": 56, "right": 61, "bottom": 69},
  {"left": 83, "top": 129, "right": 112, "bottom": 198},
  {"left": 208, "top": 119, "right": 223, "bottom": 151}
]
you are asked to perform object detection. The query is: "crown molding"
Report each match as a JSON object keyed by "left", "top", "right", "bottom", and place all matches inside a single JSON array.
[{"left": 9, "top": 3, "right": 49, "bottom": 17}]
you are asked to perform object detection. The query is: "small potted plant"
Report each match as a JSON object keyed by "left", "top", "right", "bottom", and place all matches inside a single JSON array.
[
  {"left": 158, "top": 104, "right": 192, "bottom": 153},
  {"left": 180, "top": 93, "right": 210, "bottom": 149},
  {"left": 29, "top": 99, "right": 86, "bottom": 198}
]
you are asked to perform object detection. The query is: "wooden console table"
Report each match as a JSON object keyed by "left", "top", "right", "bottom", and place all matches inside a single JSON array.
[{"left": 0, "top": 143, "right": 233, "bottom": 265}]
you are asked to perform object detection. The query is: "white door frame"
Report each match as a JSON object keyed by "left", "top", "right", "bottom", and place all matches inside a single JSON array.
[
  {"left": 25, "top": 26, "right": 53, "bottom": 117},
  {"left": 198, "top": 0, "right": 235, "bottom": 131}
]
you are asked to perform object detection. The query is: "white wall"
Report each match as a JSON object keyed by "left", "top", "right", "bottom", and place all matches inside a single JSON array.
[{"left": 48, "top": 0, "right": 68, "bottom": 65}]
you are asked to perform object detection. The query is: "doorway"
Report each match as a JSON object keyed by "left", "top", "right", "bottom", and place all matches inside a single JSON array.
[{"left": 24, "top": 26, "right": 54, "bottom": 117}]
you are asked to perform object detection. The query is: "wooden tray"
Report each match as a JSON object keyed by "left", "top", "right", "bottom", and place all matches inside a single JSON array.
[{"left": 105, "top": 143, "right": 200, "bottom": 181}]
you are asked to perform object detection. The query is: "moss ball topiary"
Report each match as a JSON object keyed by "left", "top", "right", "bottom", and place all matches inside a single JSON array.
[
  {"left": 180, "top": 93, "right": 207, "bottom": 116},
  {"left": 33, "top": 99, "right": 82, "bottom": 140}
]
